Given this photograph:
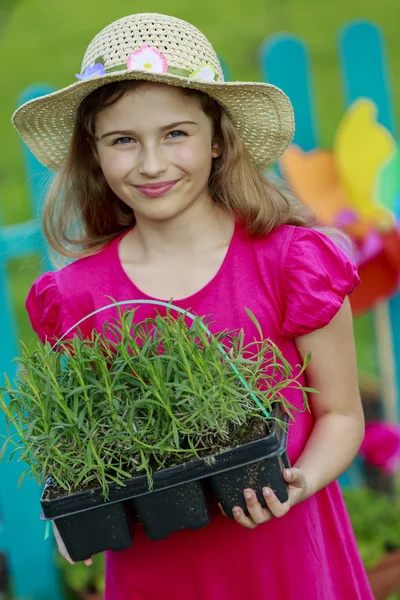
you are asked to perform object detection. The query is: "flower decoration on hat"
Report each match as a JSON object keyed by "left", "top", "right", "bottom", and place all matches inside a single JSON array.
[
  {"left": 75, "top": 45, "right": 221, "bottom": 83},
  {"left": 127, "top": 45, "right": 168, "bottom": 74},
  {"left": 189, "top": 63, "right": 217, "bottom": 82},
  {"left": 76, "top": 62, "right": 106, "bottom": 80}
]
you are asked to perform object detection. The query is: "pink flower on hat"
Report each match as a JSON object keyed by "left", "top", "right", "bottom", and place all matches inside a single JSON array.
[{"left": 127, "top": 45, "right": 168, "bottom": 74}]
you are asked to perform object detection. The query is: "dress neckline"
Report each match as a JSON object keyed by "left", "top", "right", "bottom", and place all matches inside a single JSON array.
[{"left": 110, "top": 221, "right": 239, "bottom": 305}]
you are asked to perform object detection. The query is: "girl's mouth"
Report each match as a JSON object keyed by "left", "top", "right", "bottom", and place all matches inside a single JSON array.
[{"left": 134, "top": 179, "right": 181, "bottom": 198}]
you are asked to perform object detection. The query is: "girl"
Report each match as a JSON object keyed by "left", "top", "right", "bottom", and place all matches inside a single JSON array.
[{"left": 13, "top": 12, "right": 373, "bottom": 600}]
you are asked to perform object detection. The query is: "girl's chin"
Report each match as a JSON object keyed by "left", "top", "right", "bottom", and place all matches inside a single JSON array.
[
  {"left": 130, "top": 196, "right": 200, "bottom": 222},
  {"left": 132, "top": 203, "right": 188, "bottom": 223}
]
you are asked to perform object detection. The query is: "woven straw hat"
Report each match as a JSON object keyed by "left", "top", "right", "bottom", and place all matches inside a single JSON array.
[{"left": 12, "top": 13, "right": 294, "bottom": 172}]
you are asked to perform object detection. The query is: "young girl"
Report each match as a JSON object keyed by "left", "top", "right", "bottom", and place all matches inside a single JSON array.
[{"left": 14, "top": 12, "right": 373, "bottom": 600}]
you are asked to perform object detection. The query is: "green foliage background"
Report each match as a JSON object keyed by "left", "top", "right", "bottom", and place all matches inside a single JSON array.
[{"left": 2, "top": 0, "right": 399, "bottom": 373}]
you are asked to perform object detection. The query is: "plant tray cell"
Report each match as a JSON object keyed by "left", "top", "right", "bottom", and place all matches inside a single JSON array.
[
  {"left": 132, "top": 480, "right": 210, "bottom": 540},
  {"left": 54, "top": 500, "right": 133, "bottom": 562},
  {"left": 210, "top": 448, "right": 290, "bottom": 518}
]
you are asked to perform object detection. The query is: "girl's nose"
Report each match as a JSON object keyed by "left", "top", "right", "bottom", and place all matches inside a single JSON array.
[{"left": 138, "top": 144, "right": 167, "bottom": 178}]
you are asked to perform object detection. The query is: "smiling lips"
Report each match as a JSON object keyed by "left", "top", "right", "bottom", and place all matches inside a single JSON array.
[{"left": 134, "top": 179, "right": 180, "bottom": 198}]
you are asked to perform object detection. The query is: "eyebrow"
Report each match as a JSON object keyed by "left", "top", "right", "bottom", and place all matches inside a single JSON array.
[{"left": 99, "top": 121, "right": 198, "bottom": 140}]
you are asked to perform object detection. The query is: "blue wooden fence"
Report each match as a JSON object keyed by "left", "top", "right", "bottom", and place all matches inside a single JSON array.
[
  {"left": 0, "top": 83, "right": 62, "bottom": 599},
  {"left": 0, "top": 20, "right": 398, "bottom": 598}
]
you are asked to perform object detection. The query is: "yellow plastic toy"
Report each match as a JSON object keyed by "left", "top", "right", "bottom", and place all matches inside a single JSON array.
[{"left": 334, "top": 99, "right": 395, "bottom": 226}]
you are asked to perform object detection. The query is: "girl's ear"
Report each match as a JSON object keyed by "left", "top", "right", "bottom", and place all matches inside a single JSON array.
[{"left": 211, "top": 140, "right": 221, "bottom": 158}]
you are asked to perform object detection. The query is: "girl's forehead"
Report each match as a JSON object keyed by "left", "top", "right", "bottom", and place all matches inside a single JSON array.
[
  {"left": 128, "top": 82, "right": 191, "bottom": 105},
  {"left": 95, "top": 84, "right": 206, "bottom": 130}
]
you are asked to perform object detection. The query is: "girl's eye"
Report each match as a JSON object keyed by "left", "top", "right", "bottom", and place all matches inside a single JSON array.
[
  {"left": 167, "top": 130, "right": 187, "bottom": 139},
  {"left": 113, "top": 137, "right": 135, "bottom": 145}
]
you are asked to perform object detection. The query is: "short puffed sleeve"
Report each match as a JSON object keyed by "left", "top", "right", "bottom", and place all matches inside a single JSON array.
[
  {"left": 25, "top": 272, "right": 78, "bottom": 344},
  {"left": 281, "top": 228, "right": 360, "bottom": 338}
]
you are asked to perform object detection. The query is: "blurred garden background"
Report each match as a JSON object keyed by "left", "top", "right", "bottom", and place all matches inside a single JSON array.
[
  {"left": 3, "top": 0, "right": 400, "bottom": 371},
  {"left": 1, "top": 0, "right": 400, "bottom": 598}
]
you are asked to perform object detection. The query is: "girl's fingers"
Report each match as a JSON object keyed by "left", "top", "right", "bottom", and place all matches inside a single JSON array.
[
  {"left": 232, "top": 469, "right": 307, "bottom": 527},
  {"left": 218, "top": 503, "right": 227, "bottom": 518},
  {"left": 232, "top": 506, "right": 258, "bottom": 529},
  {"left": 231, "top": 489, "right": 273, "bottom": 529},
  {"left": 56, "top": 539, "right": 75, "bottom": 564},
  {"left": 283, "top": 468, "right": 305, "bottom": 487},
  {"left": 243, "top": 489, "right": 271, "bottom": 525},
  {"left": 52, "top": 522, "right": 75, "bottom": 565},
  {"left": 262, "top": 487, "right": 290, "bottom": 518}
]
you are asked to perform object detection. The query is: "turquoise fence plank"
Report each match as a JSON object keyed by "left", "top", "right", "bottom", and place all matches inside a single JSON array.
[
  {"left": 339, "top": 21, "right": 400, "bottom": 425},
  {"left": 17, "top": 85, "right": 54, "bottom": 273},
  {"left": 0, "top": 85, "right": 62, "bottom": 599},
  {"left": 337, "top": 457, "right": 364, "bottom": 488},
  {"left": 0, "top": 221, "right": 41, "bottom": 259},
  {"left": 0, "top": 230, "right": 62, "bottom": 599},
  {"left": 339, "top": 21, "right": 396, "bottom": 136},
  {"left": 260, "top": 34, "right": 318, "bottom": 152},
  {"left": 0, "top": 521, "right": 4, "bottom": 553}
]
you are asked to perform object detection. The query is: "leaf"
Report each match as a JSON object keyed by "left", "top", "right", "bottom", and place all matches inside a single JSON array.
[
  {"left": 113, "top": 398, "right": 120, "bottom": 411},
  {"left": 9, "top": 446, "right": 23, "bottom": 462},
  {"left": 244, "top": 308, "right": 263, "bottom": 340},
  {"left": 75, "top": 466, "right": 91, "bottom": 486},
  {"left": 32, "top": 469, "right": 41, "bottom": 486},
  {"left": 0, "top": 439, "right": 10, "bottom": 461},
  {"left": 24, "top": 419, "right": 38, "bottom": 440},
  {"left": 172, "top": 422, "right": 180, "bottom": 449},
  {"left": 17, "top": 468, "right": 31, "bottom": 487},
  {"left": 77, "top": 409, "right": 86, "bottom": 429},
  {"left": 300, "top": 387, "right": 319, "bottom": 394},
  {"left": 65, "top": 385, "right": 95, "bottom": 398},
  {"left": 85, "top": 445, "right": 93, "bottom": 469}
]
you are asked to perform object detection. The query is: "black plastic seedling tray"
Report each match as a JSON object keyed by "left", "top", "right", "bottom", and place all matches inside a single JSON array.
[{"left": 41, "top": 405, "right": 289, "bottom": 560}]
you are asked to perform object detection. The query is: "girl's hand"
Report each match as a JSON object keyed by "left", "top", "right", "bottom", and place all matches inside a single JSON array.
[
  {"left": 226, "top": 468, "right": 308, "bottom": 529},
  {"left": 52, "top": 521, "right": 92, "bottom": 566}
]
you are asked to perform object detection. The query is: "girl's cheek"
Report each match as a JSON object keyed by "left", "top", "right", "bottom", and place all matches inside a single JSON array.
[
  {"left": 172, "top": 143, "right": 212, "bottom": 173},
  {"left": 101, "top": 152, "right": 134, "bottom": 182}
]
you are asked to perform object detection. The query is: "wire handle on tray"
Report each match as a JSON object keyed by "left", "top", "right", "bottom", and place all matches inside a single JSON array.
[{"left": 51, "top": 299, "right": 270, "bottom": 419}]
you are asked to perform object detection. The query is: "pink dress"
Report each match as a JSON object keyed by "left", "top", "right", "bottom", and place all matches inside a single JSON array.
[{"left": 26, "top": 223, "right": 373, "bottom": 600}]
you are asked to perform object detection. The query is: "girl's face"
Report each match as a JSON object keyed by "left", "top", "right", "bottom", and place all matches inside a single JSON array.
[{"left": 95, "top": 83, "right": 220, "bottom": 223}]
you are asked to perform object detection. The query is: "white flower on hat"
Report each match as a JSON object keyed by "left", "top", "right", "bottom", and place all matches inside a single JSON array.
[
  {"left": 189, "top": 63, "right": 217, "bottom": 82},
  {"left": 127, "top": 45, "right": 168, "bottom": 73}
]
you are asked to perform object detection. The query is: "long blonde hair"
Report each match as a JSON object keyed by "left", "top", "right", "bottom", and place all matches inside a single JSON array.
[{"left": 43, "top": 80, "right": 313, "bottom": 259}]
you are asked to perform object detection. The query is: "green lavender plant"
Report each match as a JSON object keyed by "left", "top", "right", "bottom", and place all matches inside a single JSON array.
[{"left": 0, "top": 308, "right": 314, "bottom": 498}]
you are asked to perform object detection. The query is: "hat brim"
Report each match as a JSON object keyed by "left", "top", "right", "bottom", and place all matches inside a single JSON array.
[{"left": 12, "top": 69, "right": 294, "bottom": 172}]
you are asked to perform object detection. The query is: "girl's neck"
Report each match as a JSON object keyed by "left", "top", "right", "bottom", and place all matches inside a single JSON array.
[{"left": 127, "top": 198, "right": 235, "bottom": 261}]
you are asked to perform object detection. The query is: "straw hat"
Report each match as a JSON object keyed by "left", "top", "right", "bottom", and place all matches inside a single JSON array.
[{"left": 12, "top": 13, "right": 294, "bottom": 172}]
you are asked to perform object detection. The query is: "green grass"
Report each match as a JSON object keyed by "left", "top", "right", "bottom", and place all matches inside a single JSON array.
[{"left": 2, "top": 0, "right": 397, "bottom": 372}]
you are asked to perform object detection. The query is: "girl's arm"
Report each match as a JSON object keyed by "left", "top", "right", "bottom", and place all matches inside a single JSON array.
[
  {"left": 291, "top": 296, "right": 364, "bottom": 496},
  {"left": 230, "top": 297, "right": 365, "bottom": 528}
]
